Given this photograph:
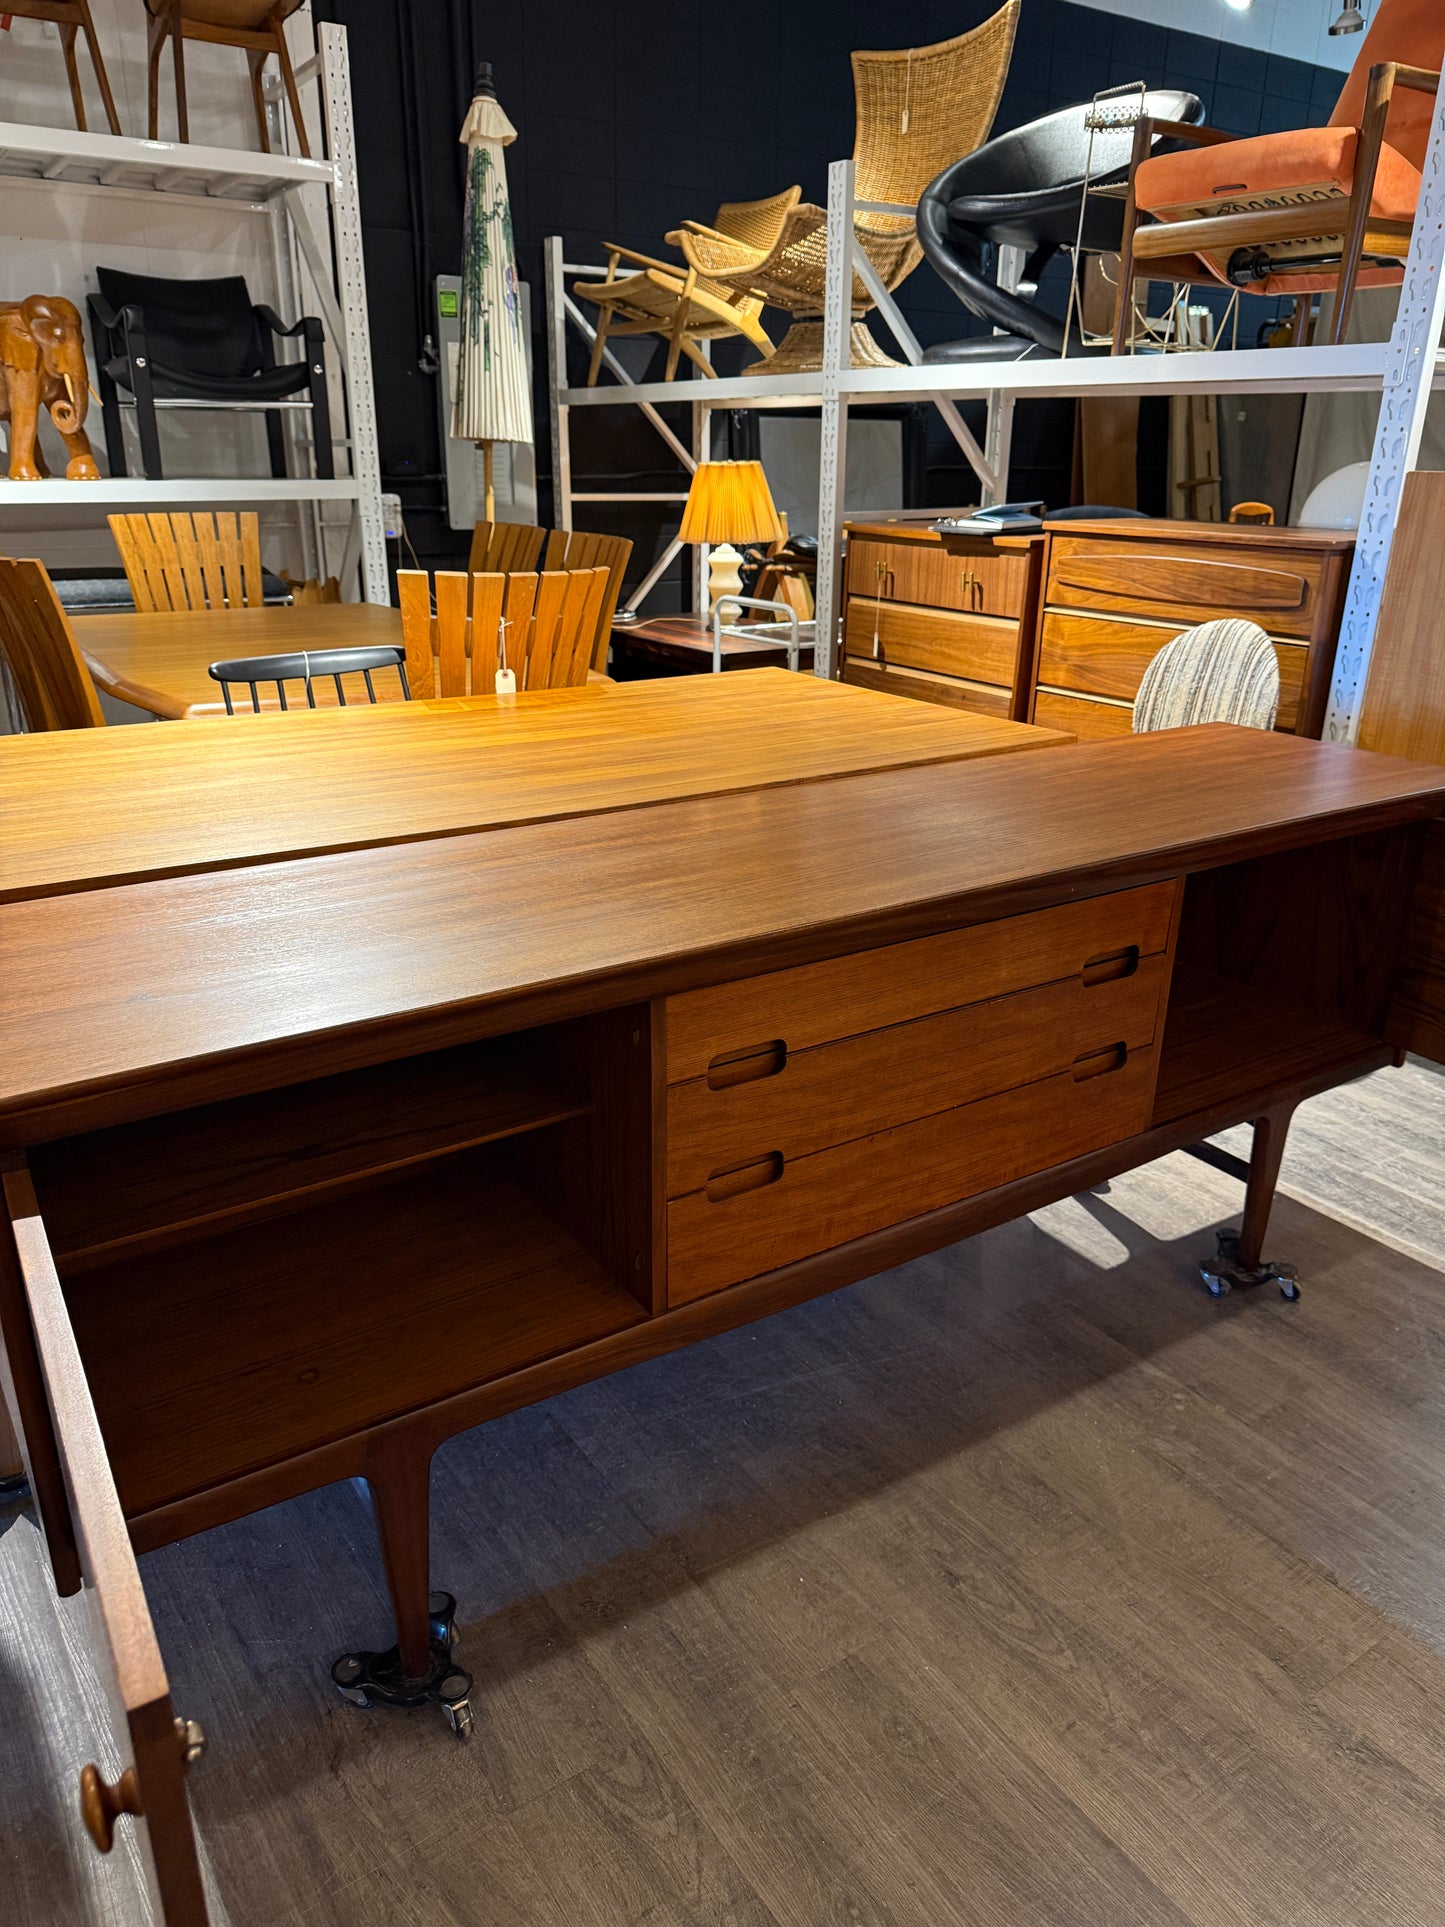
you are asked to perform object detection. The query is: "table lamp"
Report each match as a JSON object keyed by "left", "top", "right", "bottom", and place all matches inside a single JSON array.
[{"left": 678, "top": 460, "right": 785, "bottom": 618}]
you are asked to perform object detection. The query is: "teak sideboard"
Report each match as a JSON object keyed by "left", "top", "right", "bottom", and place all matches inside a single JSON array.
[{"left": 1, "top": 677, "right": 1443, "bottom": 1925}]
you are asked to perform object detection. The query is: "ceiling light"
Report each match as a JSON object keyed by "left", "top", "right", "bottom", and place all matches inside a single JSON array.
[
  {"left": 1223, "top": 0, "right": 1254, "bottom": 11},
  {"left": 1329, "top": 3, "right": 1365, "bottom": 31}
]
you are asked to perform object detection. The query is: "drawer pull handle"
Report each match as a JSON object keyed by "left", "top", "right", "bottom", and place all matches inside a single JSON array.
[
  {"left": 1081, "top": 946, "right": 1139, "bottom": 987},
  {"left": 706, "top": 1040, "right": 787, "bottom": 1091},
  {"left": 1073, "top": 1043, "right": 1128, "bottom": 1081},
  {"left": 705, "top": 1152, "right": 784, "bottom": 1203}
]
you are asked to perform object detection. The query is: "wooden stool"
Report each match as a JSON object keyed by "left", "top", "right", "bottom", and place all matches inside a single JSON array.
[
  {"left": 5, "top": 1, "right": 121, "bottom": 134},
  {"left": 145, "top": 0, "right": 310, "bottom": 157}
]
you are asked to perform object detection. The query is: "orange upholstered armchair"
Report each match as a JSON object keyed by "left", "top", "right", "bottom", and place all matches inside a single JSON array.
[{"left": 1111, "top": 0, "right": 1443, "bottom": 352}]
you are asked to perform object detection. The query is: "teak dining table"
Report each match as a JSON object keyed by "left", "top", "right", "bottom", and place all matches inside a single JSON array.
[{"left": 2, "top": 673, "right": 1444, "bottom": 1925}]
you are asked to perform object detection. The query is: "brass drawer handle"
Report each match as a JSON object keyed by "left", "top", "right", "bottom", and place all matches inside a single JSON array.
[
  {"left": 705, "top": 1152, "right": 784, "bottom": 1202},
  {"left": 1081, "top": 946, "right": 1140, "bottom": 987},
  {"left": 79, "top": 1764, "right": 141, "bottom": 1853},
  {"left": 706, "top": 1040, "right": 787, "bottom": 1091},
  {"left": 1073, "top": 1043, "right": 1128, "bottom": 1081}
]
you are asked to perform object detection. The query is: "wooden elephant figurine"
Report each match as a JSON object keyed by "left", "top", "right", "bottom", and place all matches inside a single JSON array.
[{"left": 0, "top": 294, "right": 101, "bottom": 481}]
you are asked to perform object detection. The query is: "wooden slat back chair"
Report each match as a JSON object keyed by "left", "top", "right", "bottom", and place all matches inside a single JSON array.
[
  {"left": 466, "top": 520, "right": 548, "bottom": 574},
  {"left": 540, "top": 528, "right": 634, "bottom": 671},
  {"left": 0, "top": 556, "right": 105, "bottom": 730},
  {"left": 206, "top": 645, "right": 409, "bottom": 715},
  {"left": 398, "top": 567, "right": 610, "bottom": 698},
  {"left": 109, "top": 510, "right": 265, "bottom": 612}
]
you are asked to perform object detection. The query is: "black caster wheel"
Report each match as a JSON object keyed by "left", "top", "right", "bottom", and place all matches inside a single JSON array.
[
  {"left": 440, "top": 1677, "right": 474, "bottom": 1741},
  {"left": 331, "top": 1653, "right": 372, "bottom": 1707},
  {"left": 1197, "top": 1232, "right": 1301, "bottom": 1302},
  {"left": 1277, "top": 1270, "right": 1302, "bottom": 1303},
  {"left": 329, "top": 1588, "right": 473, "bottom": 1735},
  {"left": 1201, "top": 1266, "right": 1231, "bottom": 1298},
  {"left": 428, "top": 1590, "right": 457, "bottom": 1648}
]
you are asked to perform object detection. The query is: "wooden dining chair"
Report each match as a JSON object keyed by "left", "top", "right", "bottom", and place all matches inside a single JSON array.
[
  {"left": 397, "top": 567, "right": 610, "bottom": 698},
  {"left": 145, "top": 0, "right": 311, "bottom": 156},
  {"left": 0, "top": 557, "right": 106, "bottom": 730},
  {"left": 207, "top": 644, "right": 409, "bottom": 714},
  {"left": 472, "top": 523, "right": 633, "bottom": 671},
  {"left": 5, "top": 0, "right": 122, "bottom": 133},
  {"left": 109, "top": 511, "right": 266, "bottom": 613}
]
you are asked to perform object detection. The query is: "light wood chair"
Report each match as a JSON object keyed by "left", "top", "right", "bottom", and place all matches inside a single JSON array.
[
  {"left": 572, "top": 189, "right": 801, "bottom": 383},
  {"left": 471, "top": 523, "right": 634, "bottom": 672},
  {"left": 688, "top": 8, "right": 1019, "bottom": 372},
  {"left": 397, "top": 567, "right": 610, "bottom": 698},
  {"left": 0, "top": 556, "right": 106, "bottom": 730},
  {"left": 5, "top": 0, "right": 122, "bottom": 133},
  {"left": 109, "top": 511, "right": 266, "bottom": 612},
  {"left": 145, "top": 0, "right": 310, "bottom": 157}
]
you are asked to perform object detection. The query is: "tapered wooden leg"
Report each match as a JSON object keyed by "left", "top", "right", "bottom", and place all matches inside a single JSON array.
[
  {"left": 59, "top": 25, "right": 88, "bottom": 133},
  {"left": 272, "top": 16, "right": 311, "bottom": 159},
  {"left": 171, "top": 7, "right": 189, "bottom": 145},
  {"left": 365, "top": 1436, "right": 434, "bottom": 1677},
  {"left": 147, "top": 13, "right": 164, "bottom": 140},
  {"left": 1289, "top": 295, "right": 1312, "bottom": 347},
  {"left": 1237, "top": 1102, "right": 1296, "bottom": 1272},
  {"left": 587, "top": 307, "right": 611, "bottom": 386},
  {"left": 248, "top": 48, "right": 270, "bottom": 153},
  {"left": 82, "top": 14, "right": 123, "bottom": 136}
]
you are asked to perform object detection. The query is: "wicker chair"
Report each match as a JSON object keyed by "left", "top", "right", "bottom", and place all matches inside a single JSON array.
[
  {"left": 682, "top": 5, "right": 1019, "bottom": 374},
  {"left": 571, "top": 188, "right": 801, "bottom": 383}
]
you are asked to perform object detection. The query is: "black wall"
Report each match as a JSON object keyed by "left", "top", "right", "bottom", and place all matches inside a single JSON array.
[{"left": 313, "top": 0, "right": 1344, "bottom": 571}]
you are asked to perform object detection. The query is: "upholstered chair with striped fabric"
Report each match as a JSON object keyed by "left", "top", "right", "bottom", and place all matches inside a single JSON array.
[{"left": 1132, "top": 619, "right": 1280, "bottom": 734}]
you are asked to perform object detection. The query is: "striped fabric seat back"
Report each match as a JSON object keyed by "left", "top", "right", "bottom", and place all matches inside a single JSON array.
[{"left": 1133, "top": 619, "right": 1280, "bottom": 734}]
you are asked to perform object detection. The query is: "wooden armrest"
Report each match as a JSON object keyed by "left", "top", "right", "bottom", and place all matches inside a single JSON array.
[
  {"left": 1389, "top": 62, "right": 1442, "bottom": 94},
  {"left": 599, "top": 242, "right": 684, "bottom": 276},
  {"left": 1146, "top": 118, "right": 1239, "bottom": 149},
  {"left": 679, "top": 220, "right": 727, "bottom": 239}
]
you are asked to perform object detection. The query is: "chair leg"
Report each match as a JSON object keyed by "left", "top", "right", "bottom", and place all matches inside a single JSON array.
[
  {"left": 664, "top": 313, "right": 688, "bottom": 382},
  {"left": 676, "top": 335, "right": 718, "bottom": 378},
  {"left": 586, "top": 307, "right": 612, "bottom": 386},
  {"left": 95, "top": 367, "right": 127, "bottom": 478},
  {"left": 58, "top": 24, "right": 88, "bottom": 133},
  {"left": 305, "top": 331, "right": 334, "bottom": 479},
  {"left": 271, "top": 11, "right": 311, "bottom": 160},
  {"left": 171, "top": 4, "right": 189, "bottom": 145},
  {"left": 1289, "top": 295, "right": 1313, "bottom": 347},
  {"left": 147, "top": 8, "right": 164, "bottom": 140},
  {"left": 80, "top": 3, "right": 123, "bottom": 137},
  {"left": 248, "top": 47, "right": 271, "bottom": 153},
  {"left": 1198, "top": 1100, "right": 1302, "bottom": 1302},
  {"left": 264, "top": 408, "right": 287, "bottom": 479}
]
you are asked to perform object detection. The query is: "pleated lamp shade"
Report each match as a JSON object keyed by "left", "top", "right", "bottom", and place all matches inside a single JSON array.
[{"left": 678, "top": 462, "right": 785, "bottom": 546}]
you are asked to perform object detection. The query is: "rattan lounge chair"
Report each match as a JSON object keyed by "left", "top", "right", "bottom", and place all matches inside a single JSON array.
[
  {"left": 571, "top": 188, "right": 801, "bottom": 383},
  {"left": 677, "top": 5, "right": 1019, "bottom": 374}
]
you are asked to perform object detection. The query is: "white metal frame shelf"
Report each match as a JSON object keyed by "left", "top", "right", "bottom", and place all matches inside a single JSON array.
[
  {"left": 0, "top": 21, "right": 387, "bottom": 602},
  {"left": 547, "top": 63, "right": 1445, "bottom": 740}
]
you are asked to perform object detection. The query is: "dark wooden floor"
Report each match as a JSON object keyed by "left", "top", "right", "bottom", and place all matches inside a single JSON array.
[{"left": 3, "top": 1076, "right": 1445, "bottom": 1925}]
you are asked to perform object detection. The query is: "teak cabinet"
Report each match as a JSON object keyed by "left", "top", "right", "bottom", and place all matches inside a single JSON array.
[
  {"left": 1030, "top": 519, "right": 1355, "bottom": 741},
  {"left": 840, "top": 519, "right": 1045, "bottom": 719},
  {"left": 2, "top": 727, "right": 1444, "bottom": 1924}
]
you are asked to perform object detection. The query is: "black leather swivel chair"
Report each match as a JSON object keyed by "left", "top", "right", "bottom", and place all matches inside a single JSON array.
[
  {"left": 88, "top": 267, "right": 332, "bottom": 481},
  {"left": 917, "top": 92, "right": 1204, "bottom": 363}
]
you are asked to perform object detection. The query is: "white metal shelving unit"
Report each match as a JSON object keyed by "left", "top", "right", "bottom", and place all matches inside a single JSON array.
[
  {"left": 0, "top": 20, "right": 387, "bottom": 601},
  {"left": 547, "top": 67, "right": 1445, "bottom": 740}
]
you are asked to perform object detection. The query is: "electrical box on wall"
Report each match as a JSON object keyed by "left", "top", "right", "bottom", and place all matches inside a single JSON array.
[{"left": 435, "top": 276, "right": 537, "bottom": 531}]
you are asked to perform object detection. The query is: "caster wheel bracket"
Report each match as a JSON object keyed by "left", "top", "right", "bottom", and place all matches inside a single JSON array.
[
  {"left": 331, "top": 1590, "right": 473, "bottom": 1737},
  {"left": 1199, "top": 1230, "right": 1301, "bottom": 1301}
]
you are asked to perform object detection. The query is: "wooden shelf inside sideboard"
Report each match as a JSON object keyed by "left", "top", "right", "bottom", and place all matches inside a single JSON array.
[
  {"left": 1151, "top": 966, "right": 1385, "bottom": 1128},
  {"left": 61, "top": 1145, "right": 645, "bottom": 1518}
]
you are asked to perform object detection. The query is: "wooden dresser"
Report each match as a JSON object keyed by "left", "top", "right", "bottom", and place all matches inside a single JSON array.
[
  {"left": 840, "top": 519, "right": 1046, "bottom": 720},
  {"left": 1030, "top": 519, "right": 1356, "bottom": 741}
]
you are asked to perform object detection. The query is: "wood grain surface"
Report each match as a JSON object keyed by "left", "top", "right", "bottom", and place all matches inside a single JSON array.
[
  {"left": 76, "top": 602, "right": 406, "bottom": 717},
  {"left": 0, "top": 670, "right": 1067, "bottom": 904},
  {"left": 1038, "top": 610, "right": 1307, "bottom": 729},
  {"left": 1, "top": 728, "right": 1441, "bottom": 1145}
]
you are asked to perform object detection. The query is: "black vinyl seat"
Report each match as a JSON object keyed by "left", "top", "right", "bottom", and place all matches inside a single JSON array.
[
  {"left": 88, "top": 267, "right": 332, "bottom": 481},
  {"left": 917, "top": 91, "right": 1204, "bottom": 361}
]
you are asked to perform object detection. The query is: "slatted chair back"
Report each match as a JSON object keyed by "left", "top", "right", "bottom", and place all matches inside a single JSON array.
[
  {"left": 0, "top": 556, "right": 105, "bottom": 730},
  {"left": 466, "top": 520, "right": 548, "bottom": 575},
  {"left": 540, "top": 528, "right": 634, "bottom": 670},
  {"left": 206, "top": 645, "right": 410, "bottom": 715},
  {"left": 1133, "top": 619, "right": 1280, "bottom": 733},
  {"left": 109, "top": 510, "right": 266, "bottom": 612},
  {"left": 397, "top": 567, "right": 610, "bottom": 698}
]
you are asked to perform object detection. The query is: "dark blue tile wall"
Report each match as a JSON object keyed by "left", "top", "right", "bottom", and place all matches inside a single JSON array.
[{"left": 313, "top": 0, "right": 1347, "bottom": 556}]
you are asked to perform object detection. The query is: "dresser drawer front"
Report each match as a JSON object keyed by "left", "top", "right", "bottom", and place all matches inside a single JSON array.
[
  {"left": 664, "top": 881, "right": 1178, "bottom": 1081},
  {"left": 1047, "top": 536, "right": 1325, "bottom": 639},
  {"left": 847, "top": 535, "right": 1030, "bottom": 618},
  {"left": 844, "top": 597, "right": 1020, "bottom": 685},
  {"left": 1032, "top": 689, "right": 1135, "bottom": 741},
  {"left": 841, "top": 657, "right": 1011, "bottom": 717},
  {"left": 666, "top": 954, "right": 1167, "bottom": 1198},
  {"left": 667, "top": 1046, "right": 1157, "bottom": 1303},
  {"left": 1038, "top": 612, "right": 1306, "bottom": 730}
]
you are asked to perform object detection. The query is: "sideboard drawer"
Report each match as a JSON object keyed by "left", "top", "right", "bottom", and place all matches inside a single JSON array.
[
  {"left": 1032, "top": 690, "right": 1135, "bottom": 741},
  {"left": 841, "top": 656, "right": 1011, "bottom": 717},
  {"left": 667, "top": 1045, "right": 1157, "bottom": 1303},
  {"left": 666, "top": 953, "right": 1167, "bottom": 1198},
  {"left": 847, "top": 535, "right": 1031, "bottom": 618},
  {"left": 844, "top": 597, "right": 1020, "bottom": 686},
  {"left": 665, "top": 881, "right": 1178, "bottom": 1081},
  {"left": 1037, "top": 611, "right": 1306, "bottom": 730},
  {"left": 1047, "top": 535, "right": 1325, "bottom": 640}
]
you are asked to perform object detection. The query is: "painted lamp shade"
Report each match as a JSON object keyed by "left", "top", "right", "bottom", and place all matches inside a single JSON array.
[{"left": 452, "top": 62, "right": 532, "bottom": 471}]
